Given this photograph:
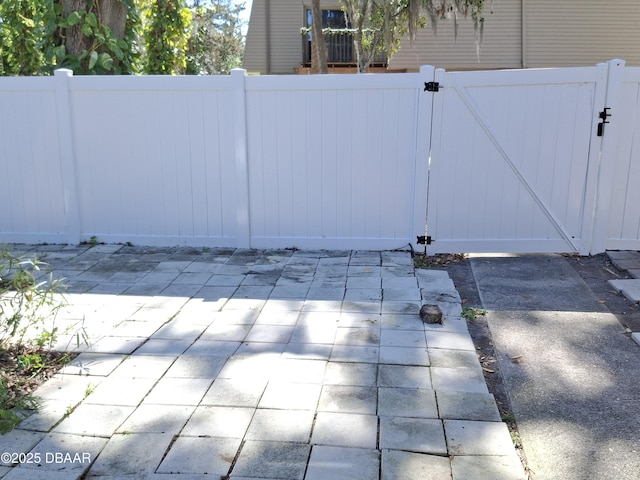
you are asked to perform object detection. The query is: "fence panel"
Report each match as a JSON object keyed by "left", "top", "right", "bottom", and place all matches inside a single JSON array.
[
  {"left": 0, "top": 78, "right": 67, "bottom": 243},
  {"left": 1, "top": 63, "right": 639, "bottom": 253},
  {"left": 244, "top": 73, "right": 428, "bottom": 249},
  {"left": 606, "top": 67, "right": 640, "bottom": 250},
  {"left": 68, "top": 75, "right": 239, "bottom": 246}
]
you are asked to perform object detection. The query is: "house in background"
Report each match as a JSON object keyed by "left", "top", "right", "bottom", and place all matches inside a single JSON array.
[{"left": 243, "top": 0, "right": 640, "bottom": 74}]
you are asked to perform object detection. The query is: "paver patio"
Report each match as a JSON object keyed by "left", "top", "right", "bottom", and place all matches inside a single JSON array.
[{"left": 0, "top": 245, "right": 526, "bottom": 479}]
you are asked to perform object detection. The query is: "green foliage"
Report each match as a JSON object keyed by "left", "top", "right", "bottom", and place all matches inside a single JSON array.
[
  {"left": 51, "top": 0, "right": 140, "bottom": 74},
  {"left": 0, "top": 0, "right": 139, "bottom": 75},
  {"left": 0, "top": 249, "right": 67, "bottom": 348},
  {"left": 461, "top": 306, "right": 487, "bottom": 320},
  {"left": 0, "top": 0, "right": 51, "bottom": 75},
  {"left": 142, "top": 0, "right": 192, "bottom": 74},
  {"left": 1, "top": 0, "right": 244, "bottom": 76},
  {"left": 186, "top": 0, "right": 245, "bottom": 75},
  {"left": 0, "top": 378, "right": 38, "bottom": 434},
  {"left": 18, "top": 353, "right": 45, "bottom": 372}
]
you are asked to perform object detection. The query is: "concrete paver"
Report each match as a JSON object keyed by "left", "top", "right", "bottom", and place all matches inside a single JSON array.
[
  {"left": 377, "top": 387, "right": 438, "bottom": 418},
  {"left": 306, "top": 446, "right": 380, "bottom": 480},
  {"left": 231, "top": 440, "right": 310, "bottom": 479},
  {"left": 181, "top": 405, "right": 254, "bottom": 438},
  {"left": 245, "top": 409, "right": 314, "bottom": 442},
  {"left": 436, "top": 391, "right": 501, "bottom": 421},
  {"left": 0, "top": 246, "right": 524, "bottom": 479},
  {"left": 157, "top": 436, "right": 241, "bottom": 475},
  {"left": 443, "top": 419, "right": 515, "bottom": 455},
  {"left": 381, "top": 449, "right": 452, "bottom": 480},
  {"left": 311, "top": 411, "right": 378, "bottom": 448},
  {"left": 115, "top": 404, "right": 194, "bottom": 434},
  {"left": 87, "top": 432, "right": 174, "bottom": 476},
  {"left": 608, "top": 278, "right": 640, "bottom": 302},
  {"left": 379, "top": 416, "right": 447, "bottom": 454},
  {"left": 450, "top": 455, "right": 528, "bottom": 480},
  {"left": 377, "top": 364, "right": 432, "bottom": 388}
]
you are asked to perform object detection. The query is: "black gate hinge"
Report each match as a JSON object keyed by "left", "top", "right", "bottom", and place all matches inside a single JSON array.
[
  {"left": 417, "top": 235, "right": 432, "bottom": 245},
  {"left": 424, "top": 82, "right": 440, "bottom": 92}
]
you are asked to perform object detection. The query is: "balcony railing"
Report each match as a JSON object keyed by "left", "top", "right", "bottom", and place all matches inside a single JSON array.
[{"left": 302, "top": 32, "right": 387, "bottom": 67}]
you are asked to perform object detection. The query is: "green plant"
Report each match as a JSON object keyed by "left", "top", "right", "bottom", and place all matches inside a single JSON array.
[
  {"left": 84, "top": 383, "right": 96, "bottom": 397},
  {"left": 502, "top": 412, "right": 516, "bottom": 423},
  {"left": 0, "top": 249, "right": 67, "bottom": 348},
  {"left": 461, "top": 306, "right": 488, "bottom": 321},
  {"left": 0, "top": 378, "right": 39, "bottom": 434},
  {"left": 17, "top": 353, "right": 45, "bottom": 373},
  {"left": 510, "top": 429, "right": 523, "bottom": 449}
]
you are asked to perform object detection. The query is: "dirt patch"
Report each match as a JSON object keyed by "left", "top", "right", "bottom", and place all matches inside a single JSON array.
[{"left": 0, "top": 344, "right": 75, "bottom": 425}]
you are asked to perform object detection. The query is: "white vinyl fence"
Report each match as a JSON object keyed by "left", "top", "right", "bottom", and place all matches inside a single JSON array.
[{"left": 1, "top": 60, "right": 639, "bottom": 254}]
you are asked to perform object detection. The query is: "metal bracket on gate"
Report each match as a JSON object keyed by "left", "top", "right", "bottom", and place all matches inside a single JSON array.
[
  {"left": 424, "top": 82, "right": 440, "bottom": 92},
  {"left": 597, "top": 107, "right": 611, "bottom": 137},
  {"left": 417, "top": 235, "right": 432, "bottom": 245}
]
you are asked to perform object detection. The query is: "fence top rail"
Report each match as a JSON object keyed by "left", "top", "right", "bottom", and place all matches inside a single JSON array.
[
  {"left": 245, "top": 71, "right": 423, "bottom": 92},
  {"left": 0, "top": 76, "right": 55, "bottom": 92},
  {"left": 443, "top": 65, "right": 599, "bottom": 87},
  {"left": 67, "top": 73, "right": 235, "bottom": 92}
]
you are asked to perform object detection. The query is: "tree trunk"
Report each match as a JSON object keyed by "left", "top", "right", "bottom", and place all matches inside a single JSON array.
[
  {"left": 352, "top": 30, "right": 366, "bottom": 73},
  {"left": 310, "top": 0, "right": 327, "bottom": 74},
  {"left": 341, "top": 0, "right": 369, "bottom": 73},
  {"left": 60, "top": 0, "right": 127, "bottom": 71},
  {"left": 98, "top": 0, "right": 127, "bottom": 40},
  {"left": 61, "top": 0, "right": 90, "bottom": 57},
  {"left": 61, "top": 0, "right": 127, "bottom": 42}
]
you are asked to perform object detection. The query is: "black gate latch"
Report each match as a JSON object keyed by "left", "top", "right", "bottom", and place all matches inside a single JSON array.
[
  {"left": 597, "top": 108, "right": 611, "bottom": 137},
  {"left": 417, "top": 235, "right": 432, "bottom": 245}
]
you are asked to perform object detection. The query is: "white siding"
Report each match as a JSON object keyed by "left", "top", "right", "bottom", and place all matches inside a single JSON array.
[
  {"left": 243, "top": 0, "right": 268, "bottom": 73},
  {"left": 270, "top": 0, "right": 306, "bottom": 74},
  {"left": 390, "top": 0, "right": 522, "bottom": 71},
  {"left": 244, "top": 0, "right": 341, "bottom": 74},
  {"left": 245, "top": 0, "right": 640, "bottom": 74},
  {"left": 524, "top": 0, "right": 640, "bottom": 68}
]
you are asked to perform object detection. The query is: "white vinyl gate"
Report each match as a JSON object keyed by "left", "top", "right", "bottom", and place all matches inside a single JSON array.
[{"left": 423, "top": 59, "right": 640, "bottom": 255}]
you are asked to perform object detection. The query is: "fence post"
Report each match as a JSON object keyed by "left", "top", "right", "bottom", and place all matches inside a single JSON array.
[
  {"left": 589, "top": 59, "right": 625, "bottom": 254},
  {"left": 54, "top": 69, "right": 81, "bottom": 244},
  {"left": 231, "top": 68, "right": 251, "bottom": 248}
]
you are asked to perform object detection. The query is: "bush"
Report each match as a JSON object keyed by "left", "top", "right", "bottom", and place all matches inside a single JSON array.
[
  {"left": 0, "top": 249, "right": 67, "bottom": 348},
  {"left": 0, "top": 248, "right": 69, "bottom": 434}
]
